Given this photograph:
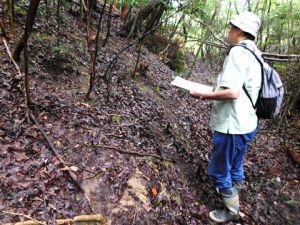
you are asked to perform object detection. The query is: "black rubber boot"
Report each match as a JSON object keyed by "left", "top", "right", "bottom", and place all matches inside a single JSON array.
[{"left": 209, "top": 187, "right": 240, "bottom": 223}]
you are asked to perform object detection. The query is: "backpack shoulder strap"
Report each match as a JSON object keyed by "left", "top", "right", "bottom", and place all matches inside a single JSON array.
[
  {"left": 242, "top": 85, "right": 255, "bottom": 108},
  {"left": 232, "top": 44, "right": 264, "bottom": 66},
  {"left": 232, "top": 43, "right": 264, "bottom": 108}
]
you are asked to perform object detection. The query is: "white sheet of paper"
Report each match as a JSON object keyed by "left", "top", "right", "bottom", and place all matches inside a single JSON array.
[{"left": 171, "top": 76, "right": 213, "bottom": 93}]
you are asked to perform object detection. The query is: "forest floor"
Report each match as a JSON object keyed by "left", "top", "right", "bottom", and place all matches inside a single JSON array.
[{"left": 0, "top": 7, "right": 299, "bottom": 225}]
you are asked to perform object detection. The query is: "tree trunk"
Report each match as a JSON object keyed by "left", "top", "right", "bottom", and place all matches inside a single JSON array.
[
  {"left": 144, "top": 2, "right": 166, "bottom": 34},
  {"left": 121, "top": 4, "right": 128, "bottom": 18},
  {"left": 123, "top": 0, "right": 166, "bottom": 37},
  {"left": 56, "top": 0, "right": 61, "bottom": 46},
  {"left": 186, "top": 45, "right": 201, "bottom": 79},
  {"left": 85, "top": 0, "right": 107, "bottom": 99},
  {"left": 102, "top": 1, "right": 113, "bottom": 47},
  {"left": 7, "top": 0, "right": 14, "bottom": 38},
  {"left": 13, "top": 0, "right": 41, "bottom": 61},
  {"left": 24, "top": 42, "right": 32, "bottom": 106},
  {"left": 246, "top": 0, "right": 252, "bottom": 12}
]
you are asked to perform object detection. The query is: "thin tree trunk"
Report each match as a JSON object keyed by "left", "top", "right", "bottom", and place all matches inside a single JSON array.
[
  {"left": 186, "top": 45, "right": 201, "bottom": 79},
  {"left": 85, "top": 0, "right": 93, "bottom": 99},
  {"left": 45, "top": 0, "right": 49, "bottom": 22},
  {"left": 1, "top": 0, "right": 7, "bottom": 38},
  {"left": 102, "top": 1, "right": 113, "bottom": 47},
  {"left": 126, "top": 9, "right": 138, "bottom": 39},
  {"left": 159, "top": 14, "right": 185, "bottom": 60},
  {"left": 132, "top": 42, "right": 142, "bottom": 78},
  {"left": 234, "top": 0, "right": 239, "bottom": 14},
  {"left": 262, "top": 0, "right": 272, "bottom": 51},
  {"left": 254, "top": 0, "right": 261, "bottom": 13},
  {"left": 144, "top": 3, "right": 166, "bottom": 35},
  {"left": 85, "top": 0, "right": 107, "bottom": 99},
  {"left": 13, "top": 0, "right": 41, "bottom": 61},
  {"left": 121, "top": 3, "right": 128, "bottom": 18},
  {"left": 0, "top": 19, "right": 8, "bottom": 38},
  {"left": 24, "top": 42, "right": 32, "bottom": 106},
  {"left": 7, "top": 0, "right": 13, "bottom": 38},
  {"left": 80, "top": 0, "right": 83, "bottom": 18},
  {"left": 56, "top": 0, "right": 61, "bottom": 46},
  {"left": 246, "top": 0, "right": 251, "bottom": 12}
]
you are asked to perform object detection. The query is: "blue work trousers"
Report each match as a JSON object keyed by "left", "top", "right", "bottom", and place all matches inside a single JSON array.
[{"left": 208, "top": 127, "right": 258, "bottom": 191}]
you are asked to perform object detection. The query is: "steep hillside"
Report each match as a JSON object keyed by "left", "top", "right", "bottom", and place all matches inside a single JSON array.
[{"left": 0, "top": 7, "right": 298, "bottom": 225}]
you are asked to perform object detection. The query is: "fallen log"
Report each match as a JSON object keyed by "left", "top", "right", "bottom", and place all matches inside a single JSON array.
[
  {"left": 2, "top": 214, "right": 107, "bottom": 225},
  {"left": 186, "top": 36, "right": 300, "bottom": 62}
]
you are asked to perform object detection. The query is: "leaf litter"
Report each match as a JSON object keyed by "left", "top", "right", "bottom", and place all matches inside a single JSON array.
[{"left": 0, "top": 7, "right": 299, "bottom": 225}]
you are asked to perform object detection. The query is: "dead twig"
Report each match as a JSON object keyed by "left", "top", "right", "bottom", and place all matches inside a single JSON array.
[
  {"left": 1, "top": 210, "right": 46, "bottom": 225},
  {"left": 28, "top": 110, "right": 95, "bottom": 213},
  {"left": 34, "top": 197, "right": 59, "bottom": 213},
  {"left": 106, "top": 112, "right": 133, "bottom": 117},
  {"left": 92, "top": 144, "right": 175, "bottom": 162},
  {"left": 1, "top": 37, "right": 22, "bottom": 77},
  {"left": 82, "top": 169, "right": 105, "bottom": 180},
  {"left": 63, "top": 161, "right": 102, "bottom": 175},
  {"left": 187, "top": 15, "right": 229, "bottom": 46},
  {"left": 105, "top": 133, "right": 124, "bottom": 138}
]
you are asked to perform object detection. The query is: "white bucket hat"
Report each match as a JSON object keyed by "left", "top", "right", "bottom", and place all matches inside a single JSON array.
[{"left": 229, "top": 12, "right": 261, "bottom": 39}]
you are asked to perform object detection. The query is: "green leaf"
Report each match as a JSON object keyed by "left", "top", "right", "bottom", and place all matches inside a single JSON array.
[
  {"left": 286, "top": 199, "right": 296, "bottom": 206},
  {"left": 75, "top": 194, "right": 81, "bottom": 202}
]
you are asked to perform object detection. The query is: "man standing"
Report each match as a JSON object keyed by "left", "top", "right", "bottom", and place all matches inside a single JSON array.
[{"left": 190, "top": 12, "right": 262, "bottom": 223}]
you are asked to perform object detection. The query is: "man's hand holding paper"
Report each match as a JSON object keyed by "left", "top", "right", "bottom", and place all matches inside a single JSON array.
[{"left": 171, "top": 76, "right": 213, "bottom": 99}]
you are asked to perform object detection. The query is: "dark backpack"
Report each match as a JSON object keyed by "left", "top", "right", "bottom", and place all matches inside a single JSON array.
[{"left": 233, "top": 44, "right": 284, "bottom": 119}]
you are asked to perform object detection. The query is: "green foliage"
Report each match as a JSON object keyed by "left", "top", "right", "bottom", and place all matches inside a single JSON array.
[
  {"left": 14, "top": 1, "right": 27, "bottom": 16},
  {"left": 286, "top": 199, "right": 296, "bottom": 206},
  {"left": 51, "top": 43, "right": 71, "bottom": 60},
  {"left": 154, "top": 85, "right": 160, "bottom": 94},
  {"left": 112, "top": 115, "right": 121, "bottom": 124},
  {"left": 75, "top": 194, "right": 81, "bottom": 202},
  {"left": 33, "top": 34, "right": 44, "bottom": 45},
  {"left": 174, "top": 48, "right": 187, "bottom": 74},
  {"left": 143, "top": 34, "right": 187, "bottom": 73},
  {"left": 121, "top": 0, "right": 149, "bottom": 7},
  {"left": 61, "top": 0, "right": 73, "bottom": 11},
  {"left": 160, "top": 0, "right": 299, "bottom": 63}
]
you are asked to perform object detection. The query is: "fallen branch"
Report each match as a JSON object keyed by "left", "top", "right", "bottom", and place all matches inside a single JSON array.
[
  {"left": 29, "top": 111, "right": 76, "bottom": 179},
  {"left": 1, "top": 210, "right": 46, "bottom": 225},
  {"left": 92, "top": 144, "right": 175, "bottom": 162},
  {"left": 262, "top": 52, "right": 300, "bottom": 59},
  {"left": 2, "top": 213, "right": 107, "bottom": 225},
  {"left": 28, "top": 111, "right": 95, "bottom": 213},
  {"left": 263, "top": 57, "right": 299, "bottom": 62},
  {"left": 186, "top": 36, "right": 300, "bottom": 61},
  {"left": 1, "top": 37, "right": 22, "bottom": 77},
  {"left": 105, "top": 133, "right": 124, "bottom": 138}
]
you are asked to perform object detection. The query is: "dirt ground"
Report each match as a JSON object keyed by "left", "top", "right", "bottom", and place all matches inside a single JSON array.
[{"left": 0, "top": 7, "right": 299, "bottom": 225}]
